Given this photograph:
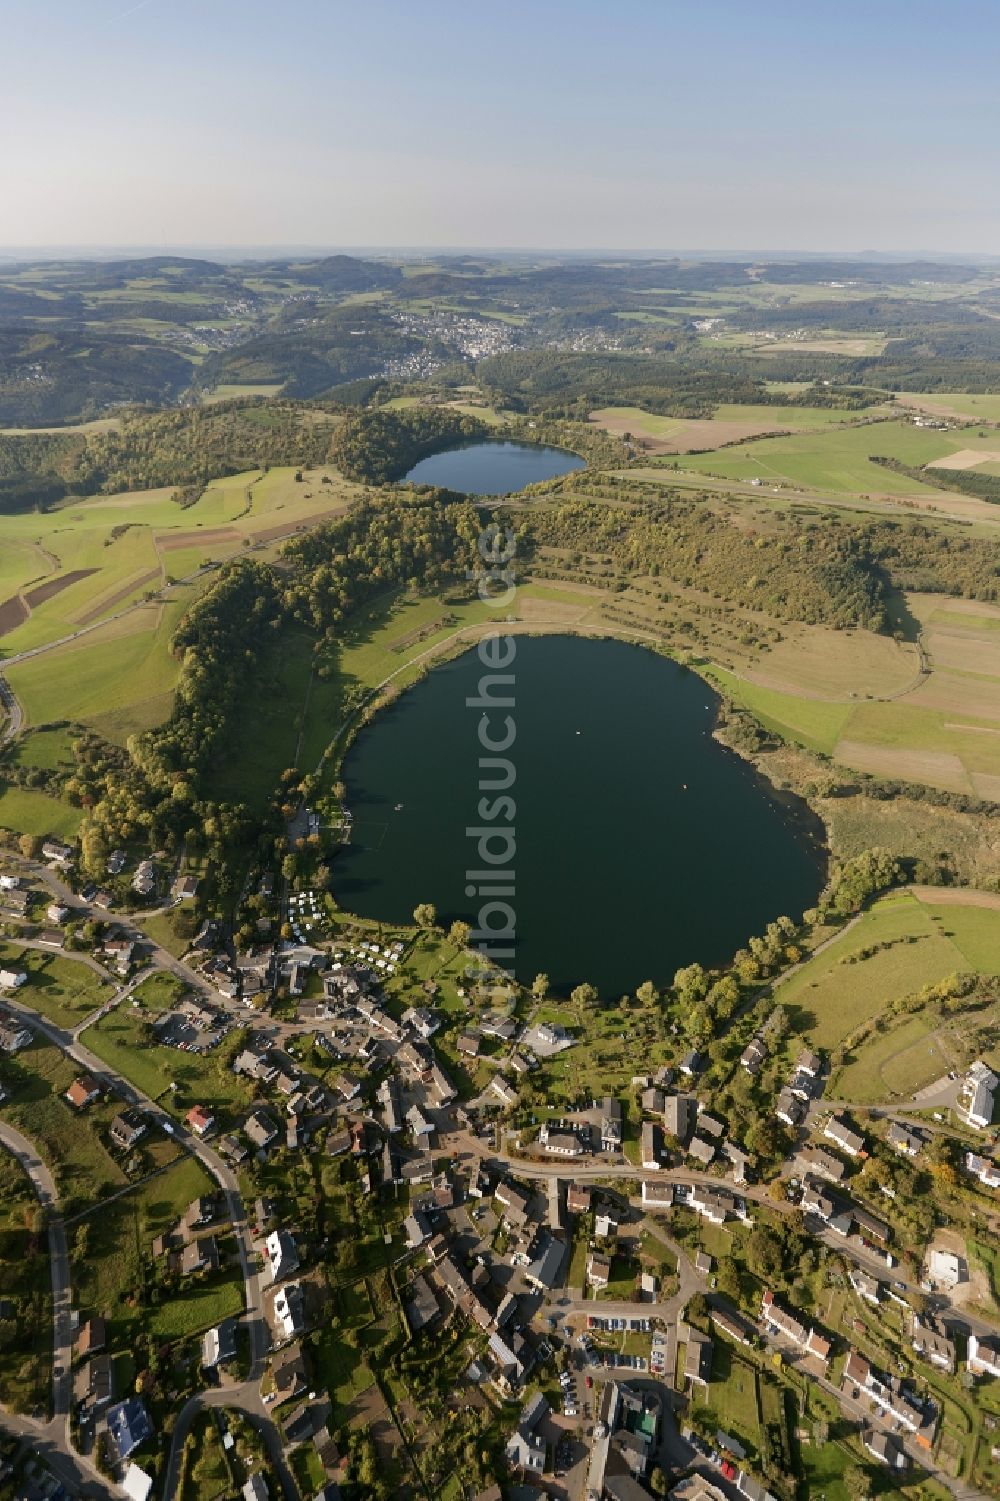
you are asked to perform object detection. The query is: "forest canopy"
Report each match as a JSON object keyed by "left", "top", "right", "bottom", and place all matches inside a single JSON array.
[{"left": 329, "top": 405, "right": 488, "bottom": 484}]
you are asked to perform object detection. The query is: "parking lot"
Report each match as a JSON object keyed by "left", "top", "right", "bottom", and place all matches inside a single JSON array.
[{"left": 152, "top": 1012, "right": 228, "bottom": 1053}]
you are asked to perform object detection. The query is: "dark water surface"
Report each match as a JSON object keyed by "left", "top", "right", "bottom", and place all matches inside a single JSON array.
[
  {"left": 404, "top": 439, "right": 584, "bottom": 494},
  {"left": 335, "top": 636, "right": 824, "bottom": 994}
]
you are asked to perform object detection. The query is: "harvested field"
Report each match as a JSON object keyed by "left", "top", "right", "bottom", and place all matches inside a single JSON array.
[
  {"left": 589, "top": 407, "right": 806, "bottom": 454},
  {"left": 516, "top": 594, "right": 597, "bottom": 622},
  {"left": 737, "top": 627, "right": 918, "bottom": 700},
  {"left": 835, "top": 738, "right": 973, "bottom": 791},
  {"left": 386, "top": 618, "right": 445, "bottom": 652},
  {"left": 923, "top": 628, "right": 1000, "bottom": 678},
  {"left": 932, "top": 598, "right": 1000, "bottom": 621},
  {"left": 904, "top": 674, "right": 1000, "bottom": 722},
  {"left": 535, "top": 575, "right": 607, "bottom": 597},
  {"left": 0, "top": 595, "right": 29, "bottom": 637},
  {"left": 761, "top": 336, "right": 887, "bottom": 355},
  {"left": 971, "top": 771, "right": 1000, "bottom": 801},
  {"left": 911, "top": 884, "right": 1000, "bottom": 912},
  {"left": 24, "top": 569, "right": 97, "bottom": 607},
  {"left": 897, "top": 391, "right": 1000, "bottom": 423},
  {"left": 76, "top": 567, "right": 162, "bottom": 625},
  {"left": 157, "top": 527, "right": 241, "bottom": 551},
  {"left": 250, "top": 510, "right": 337, "bottom": 543},
  {"left": 927, "top": 448, "right": 1000, "bottom": 471}
]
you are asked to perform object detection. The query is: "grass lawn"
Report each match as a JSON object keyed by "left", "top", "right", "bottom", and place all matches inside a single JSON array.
[
  {"left": 0, "top": 784, "right": 82, "bottom": 839},
  {"left": 0, "top": 1038, "right": 126, "bottom": 1216},
  {"left": 568, "top": 1226, "right": 590, "bottom": 1289},
  {"left": 146, "top": 1276, "right": 244, "bottom": 1340},
  {"left": 72, "top": 1153, "right": 233, "bottom": 1341},
  {"left": 799, "top": 1440, "right": 854, "bottom": 1501},
  {"left": 639, "top": 1228, "right": 678, "bottom": 1276},
  {"left": 130, "top": 970, "right": 187, "bottom": 1012},
  {"left": 704, "top": 1342, "right": 760, "bottom": 1446},
  {"left": 134, "top": 907, "right": 198, "bottom": 958},
  {"left": 598, "top": 1255, "right": 639, "bottom": 1301},
  {"left": 0, "top": 943, "right": 112, "bottom": 1028},
  {"left": 290, "top": 1444, "right": 327, "bottom": 1496}
]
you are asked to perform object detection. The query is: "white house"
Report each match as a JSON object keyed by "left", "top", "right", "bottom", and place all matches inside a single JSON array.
[
  {"left": 968, "top": 1333, "right": 1000, "bottom": 1378},
  {"left": 823, "top": 1115, "right": 865, "bottom": 1157},
  {"left": 273, "top": 1282, "right": 306, "bottom": 1340},
  {"left": 265, "top": 1229, "right": 300, "bottom": 1283},
  {"left": 964, "top": 1152, "right": 1000, "bottom": 1190}
]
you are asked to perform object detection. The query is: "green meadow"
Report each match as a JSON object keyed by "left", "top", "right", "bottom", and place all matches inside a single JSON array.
[
  {"left": 0, "top": 784, "right": 83, "bottom": 838},
  {"left": 679, "top": 419, "right": 961, "bottom": 496},
  {"left": 71, "top": 1153, "right": 242, "bottom": 1341},
  {"left": 0, "top": 1038, "right": 127, "bottom": 1216},
  {"left": 707, "top": 661, "right": 1000, "bottom": 795},
  {"left": 0, "top": 466, "right": 356, "bottom": 661},
  {"left": 8, "top": 725, "right": 77, "bottom": 771},
  {"left": 5, "top": 595, "right": 191, "bottom": 744},
  {"left": 774, "top": 890, "right": 1000, "bottom": 1052},
  {"left": 704, "top": 666, "right": 854, "bottom": 755},
  {"left": 0, "top": 944, "right": 110, "bottom": 1028}
]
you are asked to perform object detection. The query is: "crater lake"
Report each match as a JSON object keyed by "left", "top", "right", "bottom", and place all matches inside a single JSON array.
[
  {"left": 334, "top": 635, "right": 825, "bottom": 994},
  {"left": 404, "top": 439, "right": 585, "bottom": 494}
]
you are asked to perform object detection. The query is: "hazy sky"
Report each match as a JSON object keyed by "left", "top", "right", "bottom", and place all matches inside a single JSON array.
[{"left": 4, "top": 0, "right": 1000, "bottom": 254}]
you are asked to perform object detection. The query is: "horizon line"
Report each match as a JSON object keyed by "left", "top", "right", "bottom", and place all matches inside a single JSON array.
[{"left": 2, "top": 243, "right": 999, "bottom": 264}]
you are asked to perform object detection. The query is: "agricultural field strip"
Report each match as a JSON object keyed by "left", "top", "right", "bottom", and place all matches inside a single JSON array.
[
  {"left": 707, "top": 597, "right": 1000, "bottom": 792},
  {"left": 0, "top": 465, "right": 356, "bottom": 658}
]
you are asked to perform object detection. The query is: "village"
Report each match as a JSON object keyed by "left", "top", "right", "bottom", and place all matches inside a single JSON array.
[{"left": 1, "top": 830, "right": 998, "bottom": 1501}]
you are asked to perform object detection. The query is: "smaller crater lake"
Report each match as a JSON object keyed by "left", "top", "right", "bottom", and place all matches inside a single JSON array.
[
  {"left": 335, "top": 636, "right": 825, "bottom": 995},
  {"left": 404, "top": 439, "right": 585, "bottom": 494}
]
